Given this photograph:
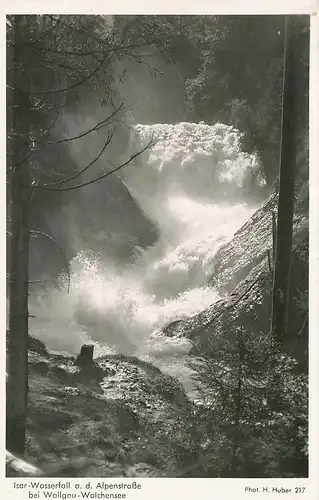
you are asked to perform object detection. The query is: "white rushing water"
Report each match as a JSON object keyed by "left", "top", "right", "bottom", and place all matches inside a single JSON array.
[{"left": 29, "top": 122, "right": 263, "bottom": 394}]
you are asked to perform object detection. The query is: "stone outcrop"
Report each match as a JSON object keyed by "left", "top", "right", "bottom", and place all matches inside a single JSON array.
[
  {"left": 163, "top": 190, "right": 308, "bottom": 366},
  {"left": 9, "top": 339, "right": 200, "bottom": 477}
]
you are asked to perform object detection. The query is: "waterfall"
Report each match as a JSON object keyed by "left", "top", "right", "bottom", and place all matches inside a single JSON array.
[{"left": 28, "top": 122, "right": 264, "bottom": 393}]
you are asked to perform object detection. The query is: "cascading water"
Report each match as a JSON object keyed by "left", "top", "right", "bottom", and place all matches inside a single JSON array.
[{"left": 29, "top": 122, "right": 264, "bottom": 394}]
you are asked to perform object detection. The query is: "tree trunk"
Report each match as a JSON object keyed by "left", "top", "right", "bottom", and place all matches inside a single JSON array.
[
  {"left": 6, "top": 15, "right": 31, "bottom": 454},
  {"left": 271, "top": 16, "right": 299, "bottom": 345}
]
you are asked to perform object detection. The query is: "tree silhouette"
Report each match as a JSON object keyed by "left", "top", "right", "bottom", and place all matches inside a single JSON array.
[
  {"left": 6, "top": 14, "right": 155, "bottom": 454},
  {"left": 271, "top": 16, "right": 307, "bottom": 344}
]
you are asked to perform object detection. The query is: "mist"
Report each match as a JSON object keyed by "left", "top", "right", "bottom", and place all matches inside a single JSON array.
[{"left": 28, "top": 112, "right": 264, "bottom": 392}]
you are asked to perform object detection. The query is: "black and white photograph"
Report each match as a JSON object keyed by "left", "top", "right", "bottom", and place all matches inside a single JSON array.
[{"left": 5, "top": 11, "right": 312, "bottom": 482}]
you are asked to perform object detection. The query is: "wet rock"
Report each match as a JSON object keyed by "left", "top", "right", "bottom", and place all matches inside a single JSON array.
[
  {"left": 125, "top": 462, "right": 158, "bottom": 477},
  {"left": 98, "top": 361, "right": 116, "bottom": 376},
  {"left": 163, "top": 320, "right": 183, "bottom": 337},
  {"left": 32, "top": 361, "right": 49, "bottom": 375},
  {"left": 28, "top": 335, "right": 48, "bottom": 355},
  {"left": 62, "top": 386, "right": 81, "bottom": 396},
  {"left": 162, "top": 189, "right": 308, "bottom": 365},
  {"left": 51, "top": 365, "right": 71, "bottom": 380}
]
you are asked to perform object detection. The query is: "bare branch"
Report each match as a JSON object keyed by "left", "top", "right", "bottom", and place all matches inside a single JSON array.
[
  {"left": 41, "top": 103, "right": 124, "bottom": 145},
  {"left": 11, "top": 54, "right": 116, "bottom": 96},
  {"left": 38, "top": 138, "right": 154, "bottom": 192},
  {"left": 7, "top": 58, "right": 81, "bottom": 74},
  {"left": 20, "top": 40, "right": 156, "bottom": 58},
  {"left": 6, "top": 273, "right": 47, "bottom": 286},
  {"left": 37, "top": 108, "right": 60, "bottom": 139},
  {"left": 41, "top": 127, "right": 115, "bottom": 187},
  {"left": 7, "top": 98, "right": 66, "bottom": 114},
  {"left": 7, "top": 147, "right": 34, "bottom": 173},
  {"left": 28, "top": 15, "right": 62, "bottom": 44},
  {"left": 30, "top": 230, "right": 71, "bottom": 293},
  {"left": 202, "top": 361, "right": 229, "bottom": 391},
  {"left": 7, "top": 109, "right": 60, "bottom": 173},
  {"left": 297, "top": 315, "right": 308, "bottom": 337},
  {"left": 135, "top": 15, "right": 173, "bottom": 61},
  {"left": 7, "top": 228, "right": 70, "bottom": 291},
  {"left": 46, "top": 14, "right": 112, "bottom": 49}
]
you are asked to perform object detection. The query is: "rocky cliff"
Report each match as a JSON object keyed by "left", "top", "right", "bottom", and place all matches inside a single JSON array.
[{"left": 163, "top": 189, "right": 308, "bottom": 366}]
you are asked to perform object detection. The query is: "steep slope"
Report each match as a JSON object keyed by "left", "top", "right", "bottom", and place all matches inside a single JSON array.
[
  {"left": 163, "top": 189, "right": 308, "bottom": 364},
  {"left": 14, "top": 338, "right": 201, "bottom": 478}
]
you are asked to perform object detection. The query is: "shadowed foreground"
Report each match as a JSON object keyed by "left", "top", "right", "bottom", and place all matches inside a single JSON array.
[{"left": 7, "top": 336, "right": 202, "bottom": 478}]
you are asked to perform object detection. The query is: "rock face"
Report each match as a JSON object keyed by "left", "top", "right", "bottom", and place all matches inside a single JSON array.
[
  {"left": 19, "top": 338, "right": 201, "bottom": 478},
  {"left": 28, "top": 173, "right": 159, "bottom": 279},
  {"left": 208, "top": 191, "right": 308, "bottom": 294},
  {"left": 62, "top": 173, "right": 159, "bottom": 261},
  {"left": 163, "top": 190, "right": 309, "bottom": 366}
]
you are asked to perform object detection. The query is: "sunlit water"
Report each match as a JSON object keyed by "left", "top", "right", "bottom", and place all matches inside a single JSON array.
[{"left": 29, "top": 122, "right": 263, "bottom": 396}]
